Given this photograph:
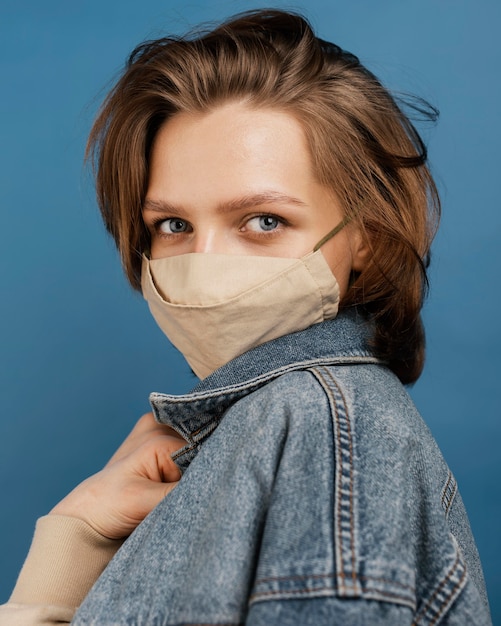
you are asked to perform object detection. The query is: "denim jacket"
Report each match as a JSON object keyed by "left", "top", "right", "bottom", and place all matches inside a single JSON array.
[{"left": 73, "top": 310, "right": 491, "bottom": 625}]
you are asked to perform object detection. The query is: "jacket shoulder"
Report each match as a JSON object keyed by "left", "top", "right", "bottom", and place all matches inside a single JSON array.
[{"left": 243, "top": 364, "right": 491, "bottom": 623}]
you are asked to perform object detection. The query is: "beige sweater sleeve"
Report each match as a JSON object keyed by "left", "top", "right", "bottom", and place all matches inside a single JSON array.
[{"left": 0, "top": 515, "right": 122, "bottom": 626}]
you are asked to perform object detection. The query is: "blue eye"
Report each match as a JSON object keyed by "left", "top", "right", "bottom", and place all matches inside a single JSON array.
[
  {"left": 160, "top": 218, "right": 189, "bottom": 234},
  {"left": 245, "top": 215, "right": 281, "bottom": 233},
  {"left": 258, "top": 215, "right": 279, "bottom": 231}
]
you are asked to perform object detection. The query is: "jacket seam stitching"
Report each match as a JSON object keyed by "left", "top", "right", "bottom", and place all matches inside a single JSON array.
[
  {"left": 307, "top": 366, "right": 360, "bottom": 596},
  {"left": 150, "top": 355, "right": 382, "bottom": 405},
  {"left": 250, "top": 581, "right": 416, "bottom": 611},
  {"left": 173, "top": 623, "right": 242, "bottom": 626},
  {"left": 412, "top": 550, "right": 467, "bottom": 625},
  {"left": 253, "top": 572, "right": 415, "bottom": 591},
  {"left": 440, "top": 470, "right": 458, "bottom": 519}
]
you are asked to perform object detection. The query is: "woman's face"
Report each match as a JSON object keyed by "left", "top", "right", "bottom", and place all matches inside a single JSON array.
[{"left": 143, "top": 101, "right": 367, "bottom": 296}]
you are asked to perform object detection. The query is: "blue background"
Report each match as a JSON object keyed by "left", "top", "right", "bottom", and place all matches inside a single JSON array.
[{"left": 1, "top": 0, "right": 499, "bottom": 620}]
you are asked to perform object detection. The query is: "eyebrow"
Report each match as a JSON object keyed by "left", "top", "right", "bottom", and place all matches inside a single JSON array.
[{"left": 142, "top": 192, "right": 308, "bottom": 215}]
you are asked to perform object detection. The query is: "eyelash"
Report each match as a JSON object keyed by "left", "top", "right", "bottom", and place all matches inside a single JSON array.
[
  {"left": 242, "top": 213, "right": 287, "bottom": 235},
  {"left": 149, "top": 217, "right": 191, "bottom": 238},
  {"left": 148, "top": 213, "right": 289, "bottom": 239}
]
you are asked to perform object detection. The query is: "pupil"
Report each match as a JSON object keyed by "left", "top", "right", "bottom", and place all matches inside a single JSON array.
[
  {"left": 261, "top": 216, "right": 277, "bottom": 230},
  {"left": 171, "top": 219, "right": 185, "bottom": 232}
]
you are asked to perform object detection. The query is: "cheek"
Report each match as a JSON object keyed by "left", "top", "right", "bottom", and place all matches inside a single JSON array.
[
  {"left": 149, "top": 239, "right": 162, "bottom": 259},
  {"left": 319, "top": 238, "right": 354, "bottom": 298},
  {"left": 149, "top": 239, "right": 179, "bottom": 260}
]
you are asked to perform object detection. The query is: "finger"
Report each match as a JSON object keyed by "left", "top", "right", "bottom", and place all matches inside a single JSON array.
[{"left": 133, "top": 436, "right": 184, "bottom": 483}]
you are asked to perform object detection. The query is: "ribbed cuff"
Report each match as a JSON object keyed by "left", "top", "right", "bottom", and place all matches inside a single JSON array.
[{"left": 10, "top": 515, "right": 122, "bottom": 608}]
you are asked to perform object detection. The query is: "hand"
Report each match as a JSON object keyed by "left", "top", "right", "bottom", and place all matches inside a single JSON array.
[{"left": 50, "top": 412, "right": 186, "bottom": 539}]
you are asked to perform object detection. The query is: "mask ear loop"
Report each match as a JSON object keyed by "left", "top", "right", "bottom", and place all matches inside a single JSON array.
[{"left": 313, "top": 214, "right": 353, "bottom": 252}]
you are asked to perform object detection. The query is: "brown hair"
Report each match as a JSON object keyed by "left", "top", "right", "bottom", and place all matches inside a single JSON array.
[{"left": 87, "top": 9, "right": 440, "bottom": 384}]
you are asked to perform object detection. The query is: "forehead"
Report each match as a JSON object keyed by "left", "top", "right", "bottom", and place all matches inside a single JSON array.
[{"left": 146, "top": 102, "right": 318, "bottom": 207}]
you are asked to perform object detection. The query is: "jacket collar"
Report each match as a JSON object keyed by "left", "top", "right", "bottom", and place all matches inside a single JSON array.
[{"left": 150, "top": 309, "right": 379, "bottom": 447}]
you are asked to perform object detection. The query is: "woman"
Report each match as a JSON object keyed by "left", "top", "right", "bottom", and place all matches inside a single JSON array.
[{"left": 1, "top": 9, "right": 491, "bottom": 625}]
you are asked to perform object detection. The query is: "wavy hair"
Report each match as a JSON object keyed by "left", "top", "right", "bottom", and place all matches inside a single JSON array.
[{"left": 87, "top": 9, "right": 440, "bottom": 383}]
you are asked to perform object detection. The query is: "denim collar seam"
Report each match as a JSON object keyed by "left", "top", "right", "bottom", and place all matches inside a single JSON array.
[{"left": 150, "top": 354, "right": 382, "bottom": 407}]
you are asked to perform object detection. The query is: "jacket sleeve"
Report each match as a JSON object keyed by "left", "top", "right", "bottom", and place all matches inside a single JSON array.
[{"left": 0, "top": 515, "right": 122, "bottom": 626}]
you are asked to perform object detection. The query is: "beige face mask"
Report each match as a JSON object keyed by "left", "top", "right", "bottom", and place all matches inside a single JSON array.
[{"left": 141, "top": 246, "right": 341, "bottom": 379}]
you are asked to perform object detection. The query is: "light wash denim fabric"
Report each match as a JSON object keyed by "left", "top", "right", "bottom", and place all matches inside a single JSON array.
[{"left": 73, "top": 310, "right": 491, "bottom": 625}]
